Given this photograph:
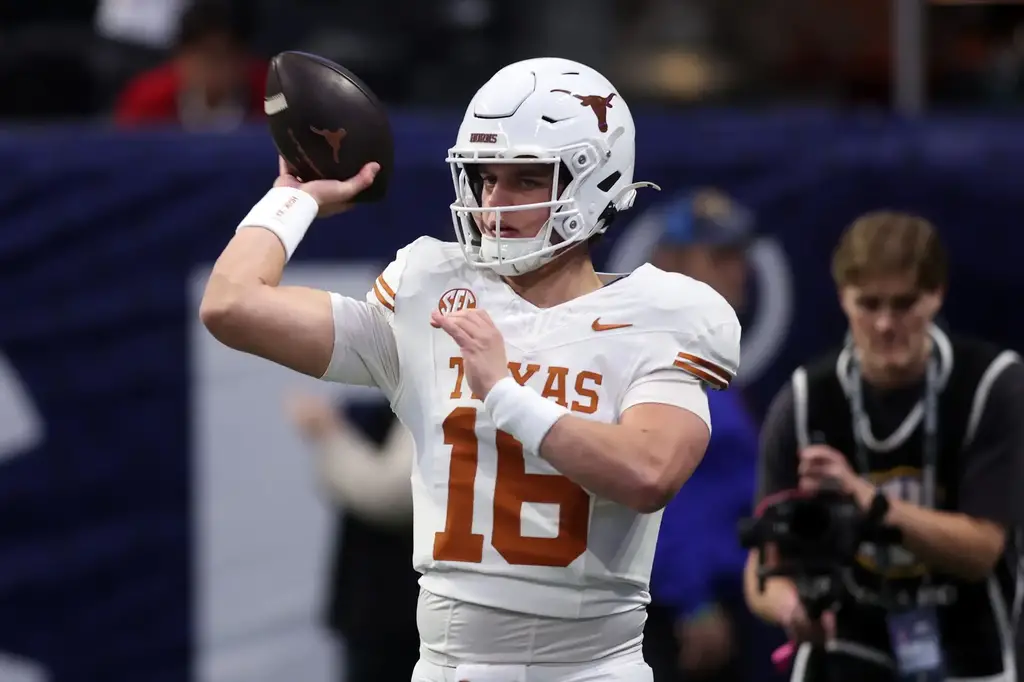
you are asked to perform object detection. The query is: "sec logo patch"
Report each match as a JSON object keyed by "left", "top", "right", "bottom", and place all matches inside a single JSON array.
[{"left": 438, "top": 288, "right": 477, "bottom": 315}]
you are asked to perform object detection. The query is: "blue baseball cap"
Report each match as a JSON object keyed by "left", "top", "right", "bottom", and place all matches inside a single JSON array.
[{"left": 656, "top": 188, "right": 755, "bottom": 248}]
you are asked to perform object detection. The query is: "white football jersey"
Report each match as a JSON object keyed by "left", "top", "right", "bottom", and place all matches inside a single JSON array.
[{"left": 323, "top": 237, "right": 741, "bottom": 620}]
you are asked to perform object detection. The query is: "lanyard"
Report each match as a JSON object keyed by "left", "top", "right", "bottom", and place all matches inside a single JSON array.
[
  {"left": 847, "top": 354, "right": 940, "bottom": 509},
  {"left": 847, "top": 352, "right": 940, "bottom": 594}
]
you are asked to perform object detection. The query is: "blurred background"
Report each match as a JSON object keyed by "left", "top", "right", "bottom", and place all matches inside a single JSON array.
[{"left": 2, "top": 0, "right": 1024, "bottom": 681}]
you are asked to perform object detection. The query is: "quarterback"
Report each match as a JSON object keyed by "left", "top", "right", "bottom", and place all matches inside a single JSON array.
[{"left": 201, "top": 58, "right": 741, "bottom": 682}]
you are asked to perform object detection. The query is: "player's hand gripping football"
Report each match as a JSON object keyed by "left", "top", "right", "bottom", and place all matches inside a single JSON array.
[
  {"left": 274, "top": 156, "right": 379, "bottom": 218},
  {"left": 430, "top": 308, "right": 509, "bottom": 398}
]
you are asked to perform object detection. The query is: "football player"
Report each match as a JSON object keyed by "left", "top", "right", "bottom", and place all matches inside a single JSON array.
[{"left": 201, "top": 57, "right": 742, "bottom": 682}]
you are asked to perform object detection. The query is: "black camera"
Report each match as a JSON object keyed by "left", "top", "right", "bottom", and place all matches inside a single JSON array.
[{"left": 738, "top": 480, "right": 901, "bottom": 617}]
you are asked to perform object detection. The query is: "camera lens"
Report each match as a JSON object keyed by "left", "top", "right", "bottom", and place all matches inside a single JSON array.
[{"left": 789, "top": 501, "right": 831, "bottom": 541}]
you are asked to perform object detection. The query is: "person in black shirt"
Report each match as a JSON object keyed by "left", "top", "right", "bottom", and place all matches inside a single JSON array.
[{"left": 744, "top": 211, "right": 1024, "bottom": 682}]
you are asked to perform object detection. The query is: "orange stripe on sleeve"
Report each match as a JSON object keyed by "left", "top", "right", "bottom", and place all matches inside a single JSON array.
[
  {"left": 376, "top": 275, "right": 396, "bottom": 300},
  {"left": 673, "top": 352, "right": 731, "bottom": 389},
  {"left": 372, "top": 280, "right": 395, "bottom": 312}
]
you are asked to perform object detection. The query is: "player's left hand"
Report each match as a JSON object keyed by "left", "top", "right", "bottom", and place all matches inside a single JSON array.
[
  {"left": 798, "top": 444, "right": 876, "bottom": 509},
  {"left": 430, "top": 308, "right": 508, "bottom": 398}
]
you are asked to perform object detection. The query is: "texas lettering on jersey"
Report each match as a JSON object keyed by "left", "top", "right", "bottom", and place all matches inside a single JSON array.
[{"left": 448, "top": 357, "right": 602, "bottom": 413}]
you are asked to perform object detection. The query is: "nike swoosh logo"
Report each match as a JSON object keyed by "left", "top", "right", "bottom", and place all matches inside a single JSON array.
[{"left": 592, "top": 318, "right": 633, "bottom": 332}]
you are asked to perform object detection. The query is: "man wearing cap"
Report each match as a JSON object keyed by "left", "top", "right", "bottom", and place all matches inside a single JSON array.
[
  {"left": 640, "top": 189, "right": 772, "bottom": 682},
  {"left": 650, "top": 188, "right": 753, "bottom": 308}
]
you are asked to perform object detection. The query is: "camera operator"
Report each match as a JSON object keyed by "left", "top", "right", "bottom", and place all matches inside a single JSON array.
[{"left": 744, "top": 211, "right": 1024, "bottom": 682}]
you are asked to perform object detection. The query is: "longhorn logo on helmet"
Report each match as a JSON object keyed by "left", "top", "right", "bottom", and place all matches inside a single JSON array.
[{"left": 550, "top": 90, "right": 616, "bottom": 133}]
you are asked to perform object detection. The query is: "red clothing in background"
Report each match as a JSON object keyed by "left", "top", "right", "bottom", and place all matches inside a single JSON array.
[{"left": 114, "top": 58, "right": 267, "bottom": 125}]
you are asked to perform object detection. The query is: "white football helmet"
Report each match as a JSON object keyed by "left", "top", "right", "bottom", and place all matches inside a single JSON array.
[{"left": 447, "top": 57, "right": 658, "bottom": 276}]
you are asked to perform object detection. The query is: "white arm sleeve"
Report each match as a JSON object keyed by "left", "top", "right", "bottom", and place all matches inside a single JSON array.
[
  {"left": 319, "top": 244, "right": 410, "bottom": 397},
  {"left": 313, "top": 420, "right": 414, "bottom": 525},
  {"left": 621, "top": 370, "right": 712, "bottom": 432},
  {"left": 321, "top": 293, "right": 400, "bottom": 393}
]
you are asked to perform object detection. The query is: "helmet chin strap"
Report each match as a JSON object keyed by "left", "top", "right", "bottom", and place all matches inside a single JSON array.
[{"left": 479, "top": 233, "right": 548, "bottom": 275}]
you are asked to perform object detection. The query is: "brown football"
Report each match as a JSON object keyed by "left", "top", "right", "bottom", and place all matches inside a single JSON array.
[{"left": 264, "top": 51, "right": 393, "bottom": 203}]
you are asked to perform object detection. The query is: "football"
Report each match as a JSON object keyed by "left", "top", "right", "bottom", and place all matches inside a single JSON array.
[{"left": 264, "top": 51, "right": 394, "bottom": 203}]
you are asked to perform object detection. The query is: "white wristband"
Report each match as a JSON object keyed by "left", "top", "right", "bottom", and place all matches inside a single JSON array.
[
  {"left": 483, "top": 377, "right": 570, "bottom": 454},
  {"left": 236, "top": 187, "right": 319, "bottom": 261}
]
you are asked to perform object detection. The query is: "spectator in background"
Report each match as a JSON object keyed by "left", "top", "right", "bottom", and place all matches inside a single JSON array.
[
  {"left": 285, "top": 394, "right": 420, "bottom": 682},
  {"left": 640, "top": 190, "right": 779, "bottom": 682},
  {"left": 114, "top": 0, "right": 266, "bottom": 130},
  {"left": 746, "top": 212, "right": 1024, "bottom": 682}
]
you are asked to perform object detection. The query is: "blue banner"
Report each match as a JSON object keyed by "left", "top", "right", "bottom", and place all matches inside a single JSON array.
[{"left": 0, "top": 111, "right": 1022, "bottom": 681}]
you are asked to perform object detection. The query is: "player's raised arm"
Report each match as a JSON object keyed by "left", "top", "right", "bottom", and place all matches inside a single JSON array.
[{"left": 200, "top": 160, "right": 387, "bottom": 382}]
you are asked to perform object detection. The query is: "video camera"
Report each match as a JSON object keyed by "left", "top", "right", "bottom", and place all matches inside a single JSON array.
[{"left": 738, "top": 480, "right": 902, "bottom": 617}]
